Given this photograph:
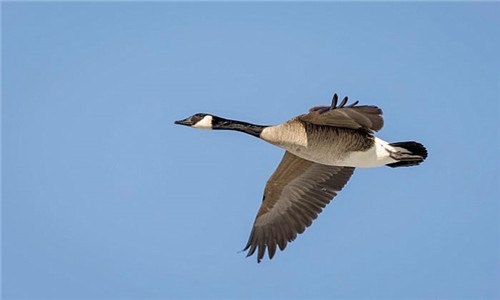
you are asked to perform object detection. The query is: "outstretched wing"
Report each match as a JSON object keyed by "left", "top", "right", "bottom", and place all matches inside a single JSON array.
[
  {"left": 243, "top": 151, "right": 355, "bottom": 262},
  {"left": 300, "top": 94, "right": 384, "bottom": 132}
]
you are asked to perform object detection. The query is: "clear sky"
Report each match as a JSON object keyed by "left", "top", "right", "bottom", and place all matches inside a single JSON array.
[{"left": 2, "top": 2, "right": 499, "bottom": 299}]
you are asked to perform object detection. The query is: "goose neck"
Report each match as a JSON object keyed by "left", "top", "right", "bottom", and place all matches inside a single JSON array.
[{"left": 213, "top": 117, "right": 267, "bottom": 138}]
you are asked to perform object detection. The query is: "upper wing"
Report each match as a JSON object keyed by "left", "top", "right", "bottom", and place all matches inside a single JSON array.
[
  {"left": 299, "top": 94, "right": 384, "bottom": 132},
  {"left": 243, "top": 151, "right": 355, "bottom": 262}
]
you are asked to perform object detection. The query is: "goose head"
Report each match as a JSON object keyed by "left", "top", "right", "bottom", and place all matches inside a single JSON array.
[
  {"left": 175, "top": 113, "right": 215, "bottom": 129},
  {"left": 175, "top": 113, "right": 266, "bottom": 137}
]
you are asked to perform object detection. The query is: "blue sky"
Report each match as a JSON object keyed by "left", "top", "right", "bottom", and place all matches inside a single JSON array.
[{"left": 2, "top": 2, "right": 499, "bottom": 299}]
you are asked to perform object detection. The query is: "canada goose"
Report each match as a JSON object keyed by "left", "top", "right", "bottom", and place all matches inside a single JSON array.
[{"left": 175, "top": 94, "right": 427, "bottom": 262}]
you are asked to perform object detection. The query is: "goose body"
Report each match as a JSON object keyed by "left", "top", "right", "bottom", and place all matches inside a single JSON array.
[
  {"left": 175, "top": 94, "right": 427, "bottom": 262},
  {"left": 261, "top": 120, "right": 397, "bottom": 168}
]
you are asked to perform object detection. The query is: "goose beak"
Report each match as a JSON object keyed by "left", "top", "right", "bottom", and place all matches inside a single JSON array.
[{"left": 175, "top": 118, "right": 192, "bottom": 126}]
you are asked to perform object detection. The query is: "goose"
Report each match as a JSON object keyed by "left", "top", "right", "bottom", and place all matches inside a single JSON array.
[{"left": 175, "top": 94, "right": 427, "bottom": 262}]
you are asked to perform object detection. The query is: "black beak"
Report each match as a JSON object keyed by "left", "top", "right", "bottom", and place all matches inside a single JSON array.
[{"left": 174, "top": 118, "right": 192, "bottom": 126}]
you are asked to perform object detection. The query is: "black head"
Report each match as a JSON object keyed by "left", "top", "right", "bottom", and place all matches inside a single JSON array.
[{"left": 175, "top": 113, "right": 215, "bottom": 129}]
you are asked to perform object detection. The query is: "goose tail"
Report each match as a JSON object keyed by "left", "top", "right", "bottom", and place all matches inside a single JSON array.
[{"left": 386, "top": 141, "right": 428, "bottom": 168}]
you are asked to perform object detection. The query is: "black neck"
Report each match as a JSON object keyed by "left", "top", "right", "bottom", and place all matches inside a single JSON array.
[{"left": 212, "top": 116, "right": 267, "bottom": 138}]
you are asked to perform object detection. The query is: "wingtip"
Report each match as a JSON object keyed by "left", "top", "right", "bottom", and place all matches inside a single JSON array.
[
  {"left": 339, "top": 96, "right": 348, "bottom": 108},
  {"left": 331, "top": 93, "right": 338, "bottom": 108},
  {"left": 243, "top": 249, "right": 263, "bottom": 263},
  {"left": 347, "top": 100, "right": 359, "bottom": 107},
  {"left": 330, "top": 94, "right": 361, "bottom": 109}
]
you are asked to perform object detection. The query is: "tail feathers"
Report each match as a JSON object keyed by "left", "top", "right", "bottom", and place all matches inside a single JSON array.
[{"left": 386, "top": 141, "right": 428, "bottom": 168}]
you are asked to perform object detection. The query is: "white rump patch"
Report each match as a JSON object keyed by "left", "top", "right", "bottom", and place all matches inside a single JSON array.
[{"left": 335, "top": 137, "right": 398, "bottom": 168}]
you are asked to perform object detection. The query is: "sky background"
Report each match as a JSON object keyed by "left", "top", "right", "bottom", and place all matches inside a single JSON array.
[{"left": 2, "top": 2, "right": 499, "bottom": 299}]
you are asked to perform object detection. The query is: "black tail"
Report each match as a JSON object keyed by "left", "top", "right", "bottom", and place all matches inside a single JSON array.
[{"left": 386, "top": 141, "right": 428, "bottom": 168}]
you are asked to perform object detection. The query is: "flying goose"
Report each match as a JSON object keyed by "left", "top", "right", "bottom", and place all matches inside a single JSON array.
[{"left": 175, "top": 94, "right": 427, "bottom": 262}]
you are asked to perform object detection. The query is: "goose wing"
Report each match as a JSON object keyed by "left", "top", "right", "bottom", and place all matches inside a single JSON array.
[
  {"left": 300, "top": 94, "right": 383, "bottom": 132},
  {"left": 243, "top": 151, "right": 355, "bottom": 262}
]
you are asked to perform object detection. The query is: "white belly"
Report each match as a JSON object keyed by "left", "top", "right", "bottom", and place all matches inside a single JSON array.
[{"left": 286, "top": 137, "right": 398, "bottom": 168}]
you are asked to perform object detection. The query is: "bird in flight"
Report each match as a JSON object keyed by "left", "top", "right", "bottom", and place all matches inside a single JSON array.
[{"left": 175, "top": 93, "right": 427, "bottom": 262}]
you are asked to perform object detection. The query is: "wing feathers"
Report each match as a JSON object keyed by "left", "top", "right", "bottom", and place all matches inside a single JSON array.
[
  {"left": 303, "top": 97, "right": 383, "bottom": 132},
  {"left": 243, "top": 152, "right": 355, "bottom": 262}
]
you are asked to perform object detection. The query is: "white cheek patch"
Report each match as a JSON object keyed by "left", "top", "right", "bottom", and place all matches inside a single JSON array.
[{"left": 192, "top": 115, "right": 213, "bottom": 129}]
